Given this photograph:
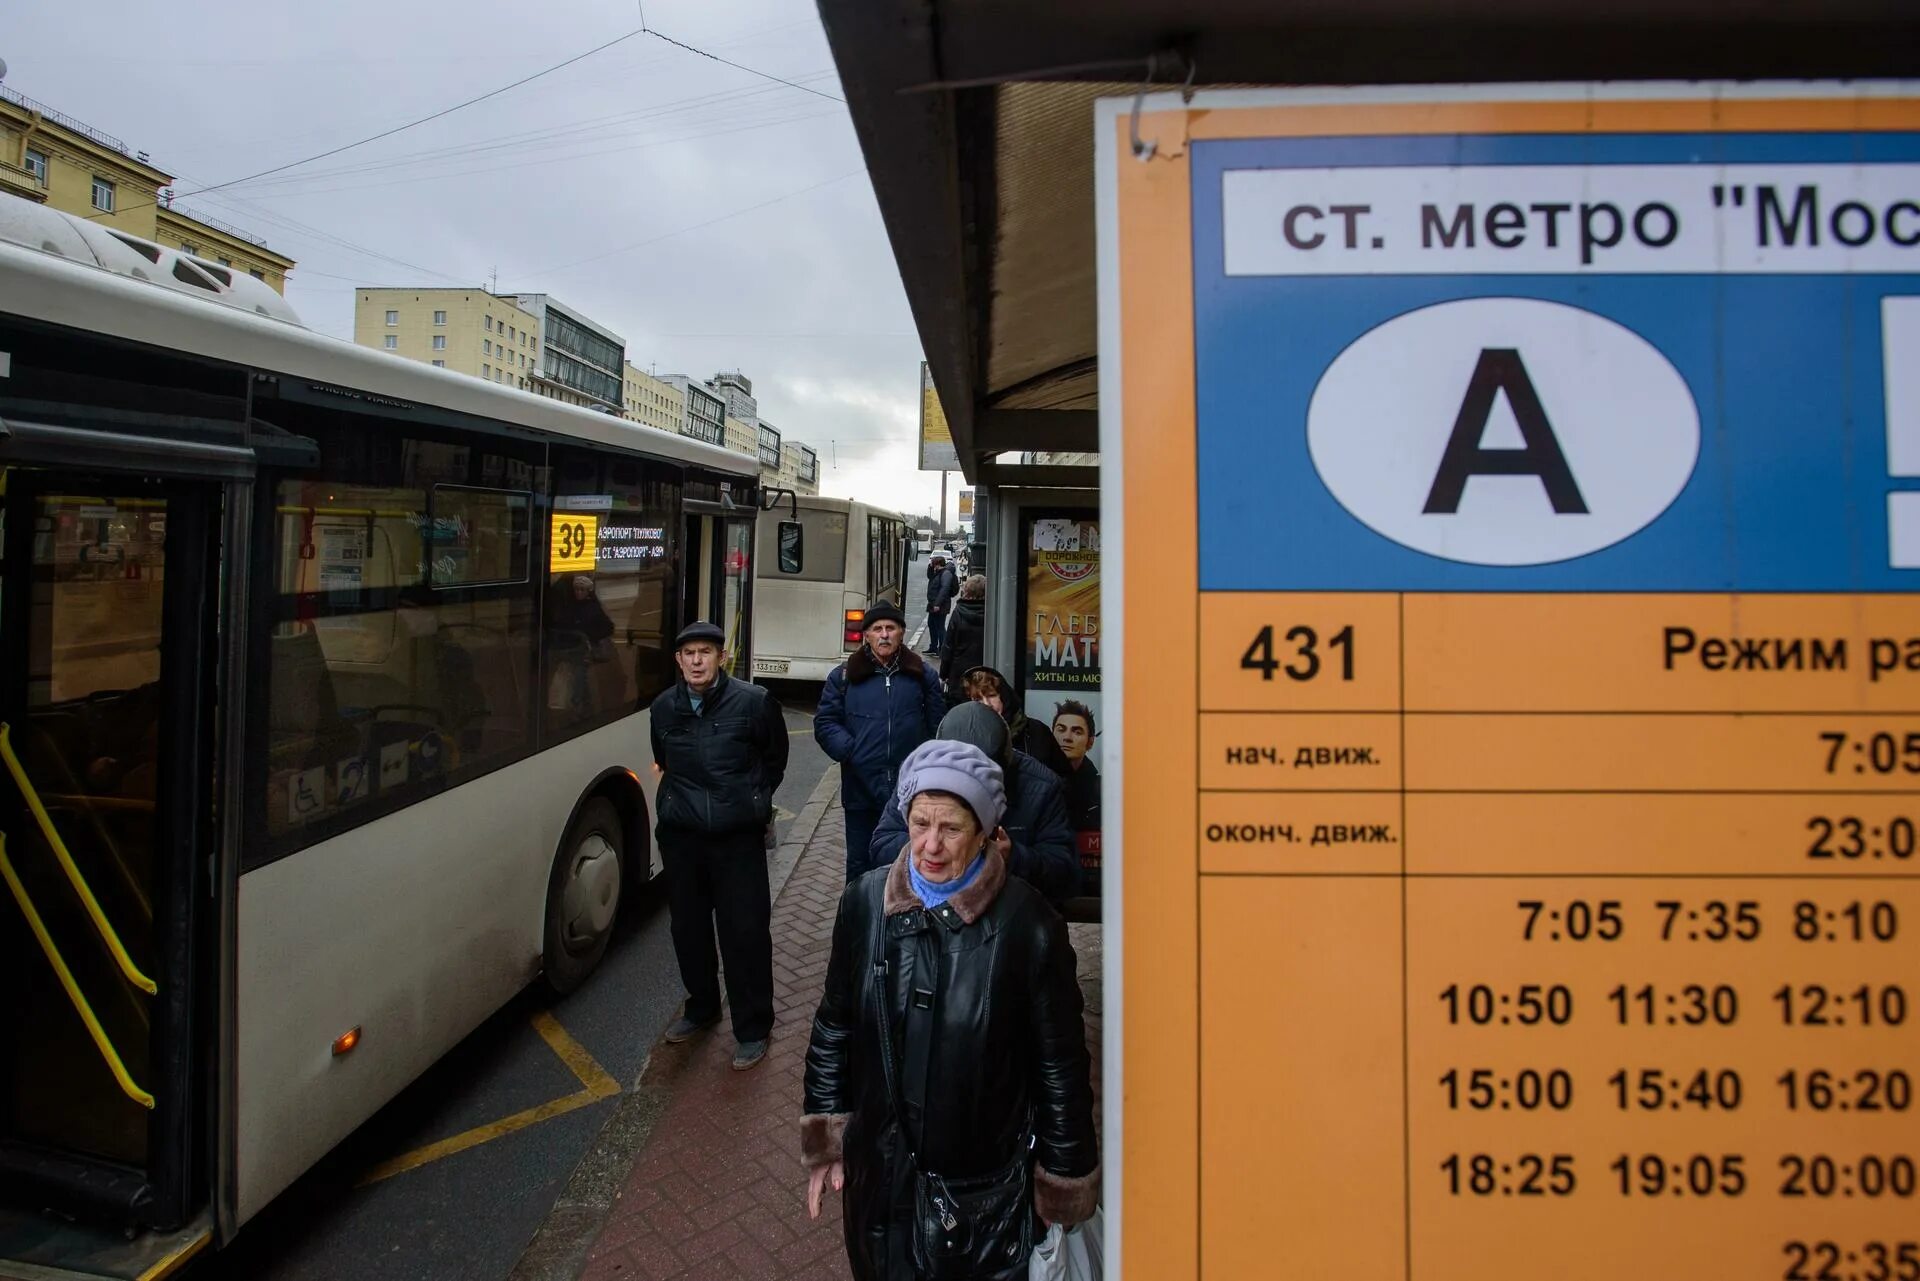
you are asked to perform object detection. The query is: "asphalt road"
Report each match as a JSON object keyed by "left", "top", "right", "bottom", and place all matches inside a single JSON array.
[{"left": 200, "top": 686, "right": 833, "bottom": 1281}]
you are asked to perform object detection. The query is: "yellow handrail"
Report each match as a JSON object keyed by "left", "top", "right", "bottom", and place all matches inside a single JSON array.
[
  {"left": 0, "top": 837, "right": 155, "bottom": 1108},
  {"left": 0, "top": 723, "right": 157, "bottom": 995}
]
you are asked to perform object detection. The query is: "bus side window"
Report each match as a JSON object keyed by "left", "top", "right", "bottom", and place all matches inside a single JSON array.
[{"left": 253, "top": 417, "right": 543, "bottom": 861}]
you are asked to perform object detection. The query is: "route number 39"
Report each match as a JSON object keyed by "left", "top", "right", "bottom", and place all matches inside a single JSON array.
[
  {"left": 556, "top": 520, "right": 592, "bottom": 560},
  {"left": 1241, "top": 624, "right": 1355, "bottom": 682}
]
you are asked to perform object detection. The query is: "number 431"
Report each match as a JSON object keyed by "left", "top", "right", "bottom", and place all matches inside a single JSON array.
[{"left": 1241, "top": 625, "right": 1354, "bottom": 682}]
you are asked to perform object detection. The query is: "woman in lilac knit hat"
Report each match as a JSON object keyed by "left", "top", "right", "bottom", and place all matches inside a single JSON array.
[{"left": 800, "top": 739, "right": 1099, "bottom": 1279}]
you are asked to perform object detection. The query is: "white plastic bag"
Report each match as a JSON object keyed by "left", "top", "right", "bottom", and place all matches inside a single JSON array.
[{"left": 1029, "top": 1206, "right": 1104, "bottom": 1280}]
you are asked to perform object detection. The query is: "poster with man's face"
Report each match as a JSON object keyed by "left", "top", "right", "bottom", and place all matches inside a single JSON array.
[{"left": 1023, "top": 515, "right": 1102, "bottom": 893}]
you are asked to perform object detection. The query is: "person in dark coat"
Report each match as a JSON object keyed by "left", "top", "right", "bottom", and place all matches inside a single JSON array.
[
  {"left": 959, "top": 665, "right": 1072, "bottom": 778},
  {"left": 924, "top": 554, "right": 959, "bottom": 652},
  {"left": 802, "top": 740, "right": 1100, "bottom": 1281},
  {"left": 650, "top": 621, "right": 789, "bottom": 1070},
  {"left": 866, "top": 702, "right": 1076, "bottom": 904},
  {"left": 939, "top": 574, "right": 987, "bottom": 704},
  {"left": 814, "top": 601, "right": 947, "bottom": 881}
]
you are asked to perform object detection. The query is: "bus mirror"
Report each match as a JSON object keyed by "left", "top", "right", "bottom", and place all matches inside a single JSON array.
[{"left": 778, "top": 521, "right": 803, "bottom": 574}]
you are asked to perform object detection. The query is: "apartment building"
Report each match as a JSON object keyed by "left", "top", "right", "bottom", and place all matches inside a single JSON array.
[
  {"left": 722, "top": 414, "right": 757, "bottom": 457},
  {"left": 622, "top": 361, "right": 685, "bottom": 435},
  {"left": 0, "top": 82, "right": 295, "bottom": 290},
  {"left": 661, "top": 375, "right": 728, "bottom": 448},
  {"left": 710, "top": 370, "right": 757, "bottom": 429},
  {"left": 353, "top": 288, "right": 543, "bottom": 388},
  {"left": 778, "top": 439, "right": 821, "bottom": 495},
  {"left": 504, "top": 294, "right": 625, "bottom": 413}
]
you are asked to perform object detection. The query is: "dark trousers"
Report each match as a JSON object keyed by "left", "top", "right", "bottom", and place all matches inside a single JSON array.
[
  {"left": 659, "top": 827, "right": 774, "bottom": 1043},
  {"left": 843, "top": 805, "right": 880, "bottom": 882},
  {"left": 926, "top": 610, "right": 947, "bottom": 652}
]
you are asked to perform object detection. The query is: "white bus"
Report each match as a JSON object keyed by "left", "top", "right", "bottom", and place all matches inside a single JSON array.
[
  {"left": 751, "top": 496, "right": 912, "bottom": 683},
  {"left": 0, "top": 201, "right": 762, "bottom": 1279},
  {"left": 914, "top": 528, "right": 935, "bottom": 555}
]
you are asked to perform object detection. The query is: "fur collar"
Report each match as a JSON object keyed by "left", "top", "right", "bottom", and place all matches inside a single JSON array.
[
  {"left": 883, "top": 846, "right": 1007, "bottom": 923},
  {"left": 846, "top": 643, "right": 927, "bottom": 684}
]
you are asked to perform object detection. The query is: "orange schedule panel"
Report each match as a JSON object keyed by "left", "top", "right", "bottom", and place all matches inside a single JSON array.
[{"left": 1101, "top": 85, "right": 1920, "bottom": 1281}]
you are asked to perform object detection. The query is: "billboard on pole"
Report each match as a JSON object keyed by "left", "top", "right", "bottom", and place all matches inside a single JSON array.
[{"left": 918, "top": 361, "right": 959, "bottom": 471}]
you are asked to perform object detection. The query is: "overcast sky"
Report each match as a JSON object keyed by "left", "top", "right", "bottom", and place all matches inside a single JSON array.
[{"left": 2, "top": 0, "right": 959, "bottom": 522}]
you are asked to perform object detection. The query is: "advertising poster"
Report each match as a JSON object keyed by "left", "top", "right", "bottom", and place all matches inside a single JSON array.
[
  {"left": 918, "top": 361, "right": 960, "bottom": 471},
  {"left": 1021, "top": 513, "right": 1102, "bottom": 894}
]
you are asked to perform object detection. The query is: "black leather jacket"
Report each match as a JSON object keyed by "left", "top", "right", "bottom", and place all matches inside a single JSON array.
[
  {"left": 648, "top": 670, "right": 788, "bottom": 835},
  {"left": 802, "top": 850, "right": 1098, "bottom": 1280}
]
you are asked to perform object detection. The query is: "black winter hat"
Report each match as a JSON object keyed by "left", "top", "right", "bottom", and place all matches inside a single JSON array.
[
  {"left": 861, "top": 600, "right": 908, "bottom": 632},
  {"left": 674, "top": 620, "right": 727, "bottom": 647}
]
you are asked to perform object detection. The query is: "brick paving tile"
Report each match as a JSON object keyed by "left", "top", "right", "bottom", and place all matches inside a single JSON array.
[{"left": 575, "top": 802, "right": 1105, "bottom": 1281}]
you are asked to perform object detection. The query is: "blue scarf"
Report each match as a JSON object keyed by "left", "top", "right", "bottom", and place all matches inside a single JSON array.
[{"left": 909, "top": 848, "right": 986, "bottom": 908}]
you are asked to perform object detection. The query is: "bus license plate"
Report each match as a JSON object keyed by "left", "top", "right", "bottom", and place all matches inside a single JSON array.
[{"left": 753, "top": 659, "right": 790, "bottom": 675}]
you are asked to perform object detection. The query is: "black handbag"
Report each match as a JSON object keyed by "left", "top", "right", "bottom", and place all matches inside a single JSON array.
[{"left": 872, "top": 907, "right": 1035, "bottom": 1278}]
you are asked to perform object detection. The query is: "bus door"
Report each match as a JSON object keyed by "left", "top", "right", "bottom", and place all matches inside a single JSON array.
[
  {"left": 720, "top": 516, "right": 754, "bottom": 677},
  {"left": 681, "top": 502, "right": 755, "bottom": 678},
  {"left": 0, "top": 467, "right": 222, "bottom": 1265}
]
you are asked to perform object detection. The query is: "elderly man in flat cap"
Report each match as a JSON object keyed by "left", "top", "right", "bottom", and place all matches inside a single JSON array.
[{"left": 650, "top": 620, "right": 788, "bottom": 1070}]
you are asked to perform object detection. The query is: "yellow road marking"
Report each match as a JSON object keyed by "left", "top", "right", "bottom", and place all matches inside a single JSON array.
[
  {"left": 135, "top": 1229, "right": 211, "bottom": 1281},
  {"left": 356, "top": 1012, "right": 620, "bottom": 1186},
  {"left": 531, "top": 1010, "right": 621, "bottom": 1097}
]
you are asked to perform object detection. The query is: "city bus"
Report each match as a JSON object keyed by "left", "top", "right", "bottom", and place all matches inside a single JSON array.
[
  {"left": 751, "top": 496, "right": 912, "bottom": 683},
  {"left": 914, "top": 527, "right": 934, "bottom": 555},
  {"left": 0, "top": 200, "right": 762, "bottom": 1278}
]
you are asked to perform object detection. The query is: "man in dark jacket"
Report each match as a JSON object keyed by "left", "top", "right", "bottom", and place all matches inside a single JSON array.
[
  {"left": 938, "top": 574, "right": 986, "bottom": 705},
  {"left": 650, "top": 621, "right": 789, "bottom": 1071},
  {"left": 865, "top": 702, "right": 1076, "bottom": 902},
  {"left": 813, "top": 601, "right": 946, "bottom": 881},
  {"left": 923, "top": 554, "right": 959, "bottom": 652}
]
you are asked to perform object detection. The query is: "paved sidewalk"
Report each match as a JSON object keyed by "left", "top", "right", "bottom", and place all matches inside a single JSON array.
[{"left": 575, "top": 804, "right": 1104, "bottom": 1281}]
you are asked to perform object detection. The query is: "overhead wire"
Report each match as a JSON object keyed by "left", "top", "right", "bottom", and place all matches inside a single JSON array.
[
  {"left": 531, "top": 166, "right": 867, "bottom": 276},
  {"left": 88, "top": 24, "right": 652, "bottom": 223},
  {"left": 218, "top": 71, "right": 840, "bottom": 194},
  {"left": 154, "top": 17, "right": 819, "bottom": 165},
  {"left": 641, "top": 29, "right": 844, "bottom": 104},
  {"left": 222, "top": 91, "right": 846, "bottom": 200},
  {"left": 202, "top": 108, "right": 849, "bottom": 203},
  {"left": 166, "top": 166, "right": 472, "bottom": 284}
]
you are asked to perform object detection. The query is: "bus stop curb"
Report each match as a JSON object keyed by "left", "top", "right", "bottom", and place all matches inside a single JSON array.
[{"left": 505, "top": 768, "right": 841, "bottom": 1281}]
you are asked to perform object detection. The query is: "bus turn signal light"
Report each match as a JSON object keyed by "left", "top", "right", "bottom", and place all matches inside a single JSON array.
[
  {"left": 331, "top": 1026, "right": 362, "bottom": 1057},
  {"left": 844, "top": 609, "right": 864, "bottom": 646}
]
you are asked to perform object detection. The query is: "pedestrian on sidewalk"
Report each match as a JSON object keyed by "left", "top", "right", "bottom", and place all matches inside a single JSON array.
[
  {"left": 939, "top": 574, "right": 987, "bottom": 707},
  {"left": 650, "top": 621, "right": 788, "bottom": 1071},
  {"left": 814, "top": 601, "right": 945, "bottom": 881},
  {"left": 960, "top": 665, "right": 1072, "bottom": 778},
  {"left": 924, "top": 553, "right": 959, "bottom": 653},
  {"left": 865, "top": 702, "right": 1076, "bottom": 904},
  {"left": 802, "top": 740, "right": 1100, "bottom": 1281}
]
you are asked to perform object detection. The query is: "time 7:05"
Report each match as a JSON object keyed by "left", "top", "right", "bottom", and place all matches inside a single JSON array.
[{"left": 1820, "top": 731, "right": 1920, "bottom": 775}]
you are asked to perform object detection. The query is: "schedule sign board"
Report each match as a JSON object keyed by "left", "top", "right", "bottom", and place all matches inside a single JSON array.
[{"left": 1097, "top": 85, "right": 1920, "bottom": 1281}]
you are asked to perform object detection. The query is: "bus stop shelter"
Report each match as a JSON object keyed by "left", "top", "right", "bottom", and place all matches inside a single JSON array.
[{"left": 817, "top": 0, "right": 1916, "bottom": 663}]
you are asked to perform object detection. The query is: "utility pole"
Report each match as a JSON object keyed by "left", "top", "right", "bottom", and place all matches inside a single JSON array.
[{"left": 940, "top": 470, "right": 949, "bottom": 534}]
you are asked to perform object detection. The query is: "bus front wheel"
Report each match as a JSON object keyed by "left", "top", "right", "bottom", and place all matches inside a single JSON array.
[{"left": 542, "top": 797, "right": 624, "bottom": 995}]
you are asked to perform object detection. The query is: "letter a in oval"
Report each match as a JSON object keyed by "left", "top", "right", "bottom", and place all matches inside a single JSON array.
[{"left": 1306, "top": 298, "right": 1699, "bottom": 566}]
